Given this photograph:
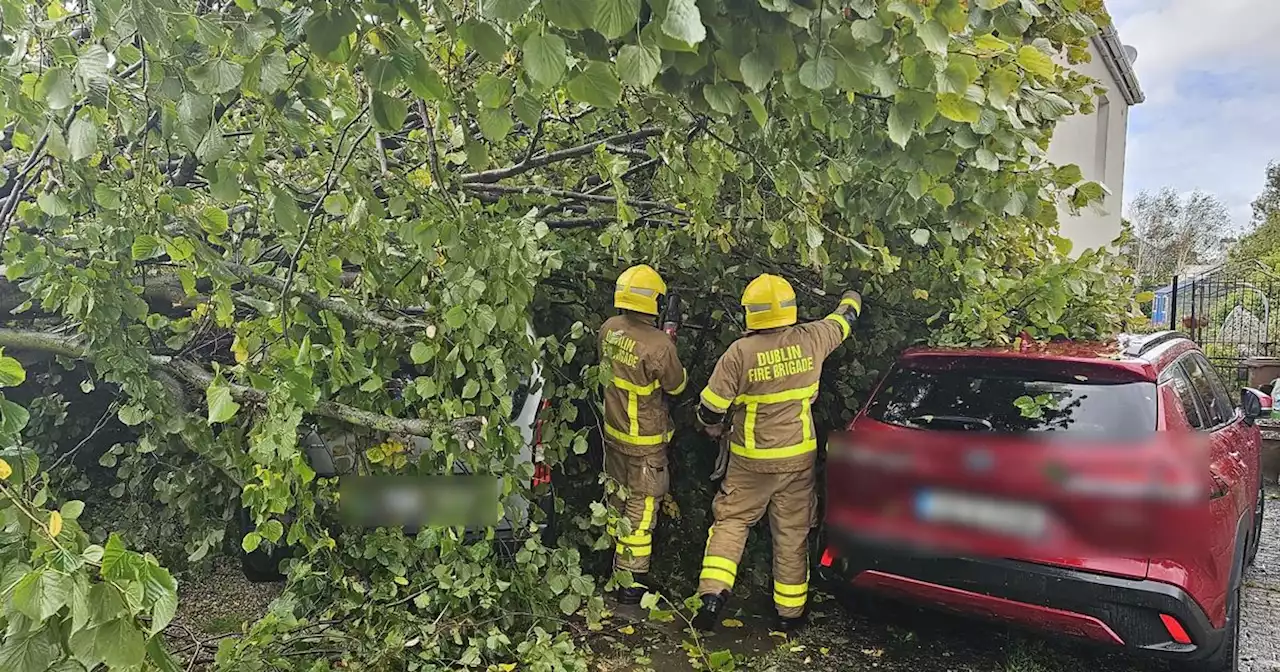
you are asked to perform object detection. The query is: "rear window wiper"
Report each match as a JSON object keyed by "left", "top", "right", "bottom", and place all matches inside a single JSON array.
[{"left": 905, "top": 415, "right": 994, "bottom": 431}]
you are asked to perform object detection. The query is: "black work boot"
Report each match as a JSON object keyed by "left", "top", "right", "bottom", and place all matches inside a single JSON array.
[
  {"left": 617, "top": 574, "right": 653, "bottom": 605},
  {"left": 776, "top": 610, "right": 809, "bottom": 633},
  {"left": 691, "top": 591, "right": 729, "bottom": 632}
]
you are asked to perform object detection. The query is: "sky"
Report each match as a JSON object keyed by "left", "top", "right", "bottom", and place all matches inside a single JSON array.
[{"left": 1108, "top": 0, "right": 1280, "bottom": 232}]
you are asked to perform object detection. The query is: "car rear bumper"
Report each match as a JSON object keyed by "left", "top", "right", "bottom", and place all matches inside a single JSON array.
[{"left": 819, "top": 532, "right": 1224, "bottom": 661}]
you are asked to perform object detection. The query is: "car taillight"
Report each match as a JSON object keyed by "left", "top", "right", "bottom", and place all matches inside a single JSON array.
[
  {"left": 532, "top": 399, "right": 552, "bottom": 486},
  {"left": 1160, "top": 613, "right": 1192, "bottom": 645},
  {"left": 819, "top": 547, "right": 834, "bottom": 568}
]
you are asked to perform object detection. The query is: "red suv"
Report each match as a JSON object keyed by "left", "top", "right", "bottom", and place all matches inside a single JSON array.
[{"left": 819, "top": 332, "right": 1267, "bottom": 672}]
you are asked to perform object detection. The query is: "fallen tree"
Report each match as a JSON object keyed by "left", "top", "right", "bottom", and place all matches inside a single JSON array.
[{"left": 0, "top": 0, "right": 1140, "bottom": 668}]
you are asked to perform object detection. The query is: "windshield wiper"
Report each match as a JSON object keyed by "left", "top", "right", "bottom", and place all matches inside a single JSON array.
[{"left": 906, "top": 414, "right": 994, "bottom": 431}]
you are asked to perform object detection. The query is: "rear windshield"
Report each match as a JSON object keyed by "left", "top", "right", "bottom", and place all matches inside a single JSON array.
[{"left": 864, "top": 359, "right": 1158, "bottom": 439}]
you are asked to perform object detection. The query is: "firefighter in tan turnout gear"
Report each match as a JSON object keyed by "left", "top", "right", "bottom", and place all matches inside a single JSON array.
[
  {"left": 599, "top": 264, "right": 688, "bottom": 604},
  {"left": 692, "top": 273, "right": 861, "bottom": 632}
]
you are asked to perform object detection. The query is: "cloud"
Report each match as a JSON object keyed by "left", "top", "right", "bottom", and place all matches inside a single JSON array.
[{"left": 1107, "top": 0, "right": 1280, "bottom": 230}]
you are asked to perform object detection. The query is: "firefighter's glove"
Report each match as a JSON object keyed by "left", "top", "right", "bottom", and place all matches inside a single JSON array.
[
  {"left": 839, "top": 290, "right": 863, "bottom": 317},
  {"left": 710, "top": 439, "right": 730, "bottom": 481}
]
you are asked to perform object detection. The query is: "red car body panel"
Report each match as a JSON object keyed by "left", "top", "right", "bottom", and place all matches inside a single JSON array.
[{"left": 822, "top": 334, "right": 1263, "bottom": 661}]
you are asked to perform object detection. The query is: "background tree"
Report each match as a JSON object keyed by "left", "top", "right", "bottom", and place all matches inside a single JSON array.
[
  {"left": 1252, "top": 160, "right": 1280, "bottom": 226},
  {"left": 0, "top": 0, "right": 1139, "bottom": 668},
  {"left": 1126, "top": 187, "right": 1230, "bottom": 284}
]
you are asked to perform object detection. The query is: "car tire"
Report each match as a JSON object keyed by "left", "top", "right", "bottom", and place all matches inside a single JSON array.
[
  {"left": 1197, "top": 579, "right": 1241, "bottom": 672},
  {"left": 236, "top": 507, "right": 287, "bottom": 583}
]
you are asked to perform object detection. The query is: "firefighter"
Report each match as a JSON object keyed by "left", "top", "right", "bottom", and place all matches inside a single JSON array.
[
  {"left": 599, "top": 264, "right": 688, "bottom": 603},
  {"left": 691, "top": 274, "right": 861, "bottom": 632}
]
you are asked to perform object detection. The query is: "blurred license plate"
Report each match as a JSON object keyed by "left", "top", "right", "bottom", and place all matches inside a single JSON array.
[{"left": 915, "top": 489, "right": 1047, "bottom": 538}]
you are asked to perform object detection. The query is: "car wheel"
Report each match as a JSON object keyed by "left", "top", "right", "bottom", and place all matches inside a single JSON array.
[
  {"left": 1197, "top": 580, "right": 1241, "bottom": 672},
  {"left": 236, "top": 507, "right": 287, "bottom": 583}
]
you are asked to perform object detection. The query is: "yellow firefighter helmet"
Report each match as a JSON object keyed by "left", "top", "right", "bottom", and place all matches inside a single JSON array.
[
  {"left": 741, "top": 274, "right": 797, "bottom": 330},
  {"left": 614, "top": 264, "right": 667, "bottom": 316}
]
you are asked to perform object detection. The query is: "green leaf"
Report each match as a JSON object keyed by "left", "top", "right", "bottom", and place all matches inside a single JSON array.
[
  {"left": 918, "top": 20, "right": 949, "bottom": 55},
  {"left": 68, "top": 117, "right": 98, "bottom": 161},
  {"left": 482, "top": 0, "right": 534, "bottom": 22},
  {"left": 444, "top": 305, "right": 468, "bottom": 329},
  {"left": 935, "top": 0, "right": 969, "bottom": 33},
  {"left": 911, "top": 228, "right": 931, "bottom": 246},
  {"left": 98, "top": 618, "right": 146, "bottom": 668},
  {"left": 850, "top": 19, "right": 884, "bottom": 45},
  {"left": 261, "top": 519, "right": 284, "bottom": 543},
  {"left": 39, "top": 67, "right": 74, "bottom": 110},
  {"left": 940, "top": 54, "right": 980, "bottom": 94},
  {"left": 37, "top": 192, "right": 71, "bottom": 217},
  {"left": 1017, "top": 45, "right": 1056, "bottom": 79},
  {"left": 476, "top": 73, "right": 513, "bottom": 109},
  {"left": 974, "top": 34, "right": 1011, "bottom": 52},
  {"left": 975, "top": 148, "right": 999, "bottom": 171},
  {"left": 987, "top": 67, "right": 1020, "bottom": 108},
  {"left": 617, "top": 43, "right": 662, "bottom": 87},
  {"left": 406, "top": 53, "right": 449, "bottom": 101},
  {"left": 0, "top": 354, "right": 26, "bottom": 387},
  {"left": 94, "top": 184, "right": 123, "bottom": 209},
  {"left": 523, "top": 33, "right": 567, "bottom": 86},
  {"left": 559, "top": 593, "right": 582, "bottom": 615},
  {"left": 742, "top": 92, "right": 768, "bottom": 127},
  {"left": 144, "top": 565, "right": 178, "bottom": 634},
  {"left": 61, "top": 500, "right": 85, "bottom": 520},
  {"left": 75, "top": 44, "right": 110, "bottom": 82},
  {"left": 12, "top": 569, "right": 68, "bottom": 621},
  {"left": 662, "top": 0, "right": 706, "bottom": 45},
  {"left": 117, "top": 404, "right": 147, "bottom": 426},
  {"left": 372, "top": 91, "right": 408, "bottom": 132},
  {"left": 241, "top": 531, "right": 262, "bottom": 553},
  {"left": 411, "top": 342, "right": 432, "bottom": 364},
  {"left": 199, "top": 205, "right": 229, "bottom": 236},
  {"left": 1, "top": 398, "right": 31, "bottom": 437},
  {"left": 131, "top": 234, "right": 163, "bottom": 260},
  {"left": 887, "top": 104, "right": 913, "bottom": 148},
  {"left": 937, "top": 93, "right": 981, "bottom": 123},
  {"left": 189, "top": 58, "right": 244, "bottom": 95},
  {"left": 544, "top": 0, "right": 598, "bottom": 30},
  {"left": 0, "top": 629, "right": 58, "bottom": 672},
  {"left": 460, "top": 20, "right": 508, "bottom": 63},
  {"left": 798, "top": 56, "right": 835, "bottom": 90},
  {"left": 593, "top": 0, "right": 641, "bottom": 40},
  {"left": 930, "top": 183, "right": 956, "bottom": 208},
  {"left": 567, "top": 62, "right": 622, "bottom": 108},
  {"left": 462, "top": 379, "right": 480, "bottom": 399},
  {"left": 1053, "top": 164, "right": 1084, "bottom": 186},
  {"left": 976, "top": 0, "right": 1009, "bottom": 7},
  {"left": 702, "top": 82, "right": 740, "bottom": 115},
  {"left": 478, "top": 108, "right": 514, "bottom": 141},
  {"left": 206, "top": 375, "right": 240, "bottom": 424},
  {"left": 739, "top": 49, "right": 775, "bottom": 92}
]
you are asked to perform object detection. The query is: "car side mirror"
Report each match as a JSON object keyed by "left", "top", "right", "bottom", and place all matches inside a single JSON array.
[{"left": 1241, "top": 388, "right": 1268, "bottom": 425}]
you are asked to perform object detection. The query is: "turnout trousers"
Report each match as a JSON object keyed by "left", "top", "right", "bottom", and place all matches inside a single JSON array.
[
  {"left": 604, "top": 442, "right": 670, "bottom": 574},
  {"left": 697, "top": 459, "right": 816, "bottom": 618}
]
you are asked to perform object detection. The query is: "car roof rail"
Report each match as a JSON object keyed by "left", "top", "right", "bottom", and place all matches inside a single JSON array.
[{"left": 1120, "top": 331, "right": 1189, "bottom": 358}]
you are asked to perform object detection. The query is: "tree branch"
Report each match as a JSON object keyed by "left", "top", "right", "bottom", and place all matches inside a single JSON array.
[
  {"left": 459, "top": 127, "right": 663, "bottom": 184},
  {"left": 223, "top": 263, "right": 432, "bottom": 335},
  {"left": 0, "top": 328, "right": 474, "bottom": 439},
  {"left": 461, "top": 183, "right": 687, "bottom": 217}
]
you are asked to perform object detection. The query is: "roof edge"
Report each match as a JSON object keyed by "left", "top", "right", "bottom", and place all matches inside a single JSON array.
[{"left": 1093, "top": 22, "right": 1145, "bottom": 106}]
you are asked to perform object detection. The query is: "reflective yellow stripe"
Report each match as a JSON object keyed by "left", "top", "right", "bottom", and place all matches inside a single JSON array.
[
  {"left": 604, "top": 424, "right": 672, "bottom": 446},
  {"left": 700, "top": 567, "right": 736, "bottom": 587},
  {"left": 702, "top": 556, "right": 738, "bottom": 577},
  {"left": 612, "top": 377, "right": 662, "bottom": 394},
  {"left": 617, "top": 543, "right": 652, "bottom": 557},
  {"left": 840, "top": 296, "right": 862, "bottom": 316},
  {"left": 628, "top": 391, "right": 639, "bottom": 435},
  {"left": 618, "top": 531, "right": 651, "bottom": 545},
  {"left": 774, "top": 592, "right": 807, "bottom": 608},
  {"left": 669, "top": 368, "right": 688, "bottom": 395},
  {"left": 825, "top": 312, "right": 851, "bottom": 340},
  {"left": 800, "top": 398, "right": 812, "bottom": 442},
  {"left": 733, "top": 383, "right": 819, "bottom": 405},
  {"left": 700, "top": 386, "right": 732, "bottom": 412},
  {"left": 730, "top": 439, "right": 817, "bottom": 460},
  {"left": 638, "top": 496, "right": 655, "bottom": 532},
  {"left": 744, "top": 402, "right": 758, "bottom": 451}
]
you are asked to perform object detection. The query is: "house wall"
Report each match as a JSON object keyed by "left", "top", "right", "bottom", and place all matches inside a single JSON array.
[{"left": 1046, "top": 39, "right": 1131, "bottom": 255}]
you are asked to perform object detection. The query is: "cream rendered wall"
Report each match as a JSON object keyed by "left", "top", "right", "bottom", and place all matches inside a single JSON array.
[{"left": 1046, "top": 39, "right": 1131, "bottom": 254}]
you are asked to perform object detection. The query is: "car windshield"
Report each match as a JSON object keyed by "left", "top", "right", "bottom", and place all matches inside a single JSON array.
[{"left": 864, "top": 359, "right": 1158, "bottom": 439}]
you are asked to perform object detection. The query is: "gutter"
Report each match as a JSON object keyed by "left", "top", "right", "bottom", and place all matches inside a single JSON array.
[{"left": 1093, "top": 23, "right": 1145, "bottom": 106}]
